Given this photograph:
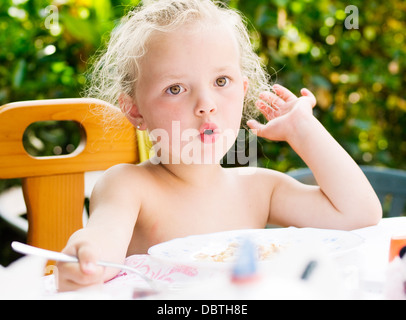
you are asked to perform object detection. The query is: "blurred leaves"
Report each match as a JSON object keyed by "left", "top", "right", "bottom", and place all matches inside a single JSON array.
[
  {"left": 23, "top": 120, "right": 82, "bottom": 157},
  {"left": 0, "top": 0, "right": 138, "bottom": 161},
  {"left": 231, "top": 0, "right": 406, "bottom": 171},
  {"left": 0, "top": 0, "right": 138, "bottom": 103}
]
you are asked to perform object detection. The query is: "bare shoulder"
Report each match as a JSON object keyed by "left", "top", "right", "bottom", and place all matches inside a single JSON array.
[
  {"left": 225, "top": 167, "right": 297, "bottom": 224},
  {"left": 229, "top": 166, "right": 289, "bottom": 185},
  {"left": 224, "top": 167, "right": 288, "bottom": 203},
  {"left": 89, "top": 162, "right": 155, "bottom": 213},
  {"left": 228, "top": 166, "right": 306, "bottom": 203},
  {"left": 93, "top": 163, "right": 149, "bottom": 192}
]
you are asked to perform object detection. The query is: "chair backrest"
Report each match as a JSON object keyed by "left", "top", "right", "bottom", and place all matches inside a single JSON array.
[
  {"left": 0, "top": 98, "right": 151, "bottom": 252},
  {"left": 287, "top": 166, "right": 406, "bottom": 217}
]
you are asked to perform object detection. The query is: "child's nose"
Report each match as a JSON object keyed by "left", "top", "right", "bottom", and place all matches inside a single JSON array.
[{"left": 194, "top": 95, "right": 217, "bottom": 116}]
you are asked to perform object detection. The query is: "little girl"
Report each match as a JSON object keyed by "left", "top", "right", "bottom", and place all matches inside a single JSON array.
[{"left": 57, "top": 0, "right": 381, "bottom": 291}]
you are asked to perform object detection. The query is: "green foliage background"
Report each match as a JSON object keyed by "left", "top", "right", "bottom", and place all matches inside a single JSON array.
[
  {"left": 0, "top": 0, "right": 405, "bottom": 263},
  {"left": 238, "top": 0, "right": 406, "bottom": 172}
]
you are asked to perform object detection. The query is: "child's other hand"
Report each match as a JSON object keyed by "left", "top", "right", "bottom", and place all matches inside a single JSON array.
[
  {"left": 57, "top": 243, "right": 105, "bottom": 292},
  {"left": 247, "top": 84, "right": 317, "bottom": 142}
]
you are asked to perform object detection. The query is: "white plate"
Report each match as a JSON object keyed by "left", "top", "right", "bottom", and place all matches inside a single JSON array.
[{"left": 147, "top": 227, "right": 364, "bottom": 266}]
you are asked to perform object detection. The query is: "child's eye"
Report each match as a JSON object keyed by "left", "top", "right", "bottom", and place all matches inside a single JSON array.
[
  {"left": 215, "top": 77, "right": 229, "bottom": 87},
  {"left": 166, "top": 85, "right": 185, "bottom": 95}
]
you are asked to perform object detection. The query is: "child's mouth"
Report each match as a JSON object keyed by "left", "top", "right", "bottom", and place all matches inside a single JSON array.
[{"left": 200, "top": 123, "right": 219, "bottom": 144}]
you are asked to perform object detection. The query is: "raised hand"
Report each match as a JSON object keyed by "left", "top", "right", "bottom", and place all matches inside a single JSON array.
[{"left": 247, "top": 84, "right": 317, "bottom": 142}]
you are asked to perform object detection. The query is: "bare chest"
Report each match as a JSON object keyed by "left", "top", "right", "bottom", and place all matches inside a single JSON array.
[{"left": 129, "top": 181, "right": 269, "bottom": 254}]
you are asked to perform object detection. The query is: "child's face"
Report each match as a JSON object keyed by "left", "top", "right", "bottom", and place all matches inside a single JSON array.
[{"left": 134, "top": 23, "right": 248, "bottom": 164}]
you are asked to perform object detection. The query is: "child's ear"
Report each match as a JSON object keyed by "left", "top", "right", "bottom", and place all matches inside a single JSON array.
[
  {"left": 118, "top": 93, "right": 146, "bottom": 130},
  {"left": 243, "top": 77, "right": 249, "bottom": 96}
]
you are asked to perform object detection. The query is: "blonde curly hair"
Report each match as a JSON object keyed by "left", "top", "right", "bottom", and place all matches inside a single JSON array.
[{"left": 85, "top": 0, "right": 270, "bottom": 122}]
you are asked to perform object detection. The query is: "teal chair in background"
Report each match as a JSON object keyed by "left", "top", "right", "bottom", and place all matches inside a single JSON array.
[{"left": 288, "top": 166, "right": 406, "bottom": 217}]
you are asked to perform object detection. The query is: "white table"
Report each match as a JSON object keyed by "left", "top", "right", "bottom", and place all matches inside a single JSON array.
[
  {"left": 1, "top": 217, "right": 405, "bottom": 300},
  {"left": 104, "top": 217, "right": 406, "bottom": 300},
  {"left": 350, "top": 217, "right": 406, "bottom": 298}
]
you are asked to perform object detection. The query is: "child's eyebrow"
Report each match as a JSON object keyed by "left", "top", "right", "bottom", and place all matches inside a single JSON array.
[
  {"left": 213, "top": 65, "right": 238, "bottom": 74},
  {"left": 155, "top": 65, "right": 239, "bottom": 84},
  {"left": 159, "top": 73, "right": 187, "bottom": 82}
]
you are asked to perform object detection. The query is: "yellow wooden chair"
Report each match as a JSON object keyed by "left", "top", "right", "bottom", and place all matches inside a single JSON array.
[{"left": 0, "top": 98, "right": 151, "bottom": 253}]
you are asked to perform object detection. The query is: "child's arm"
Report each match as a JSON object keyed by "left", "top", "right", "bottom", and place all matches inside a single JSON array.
[
  {"left": 57, "top": 164, "right": 140, "bottom": 291},
  {"left": 247, "top": 84, "right": 382, "bottom": 230}
]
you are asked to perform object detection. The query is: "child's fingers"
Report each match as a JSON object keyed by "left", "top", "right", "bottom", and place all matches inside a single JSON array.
[
  {"left": 300, "top": 88, "right": 317, "bottom": 107},
  {"left": 259, "top": 92, "right": 282, "bottom": 110},
  {"left": 255, "top": 100, "right": 277, "bottom": 121},
  {"left": 272, "top": 84, "right": 297, "bottom": 102},
  {"left": 247, "top": 119, "right": 263, "bottom": 132},
  {"left": 77, "top": 244, "right": 103, "bottom": 275},
  {"left": 57, "top": 262, "right": 99, "bottom": 290},
  {"left": 57, "top": 242, "right": 105, "bottom": 291},
  {"left": 56, "top": 259, "right": 104, "bottom": 291}
]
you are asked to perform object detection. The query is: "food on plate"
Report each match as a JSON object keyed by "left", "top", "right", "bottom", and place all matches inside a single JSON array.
[{"left": 192, "top": 241, "right": 284, "bottom": 262}]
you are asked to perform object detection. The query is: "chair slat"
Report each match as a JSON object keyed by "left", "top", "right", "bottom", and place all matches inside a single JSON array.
[{"left": 22, "top": 173, "right": 85, "bottom": 251}]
